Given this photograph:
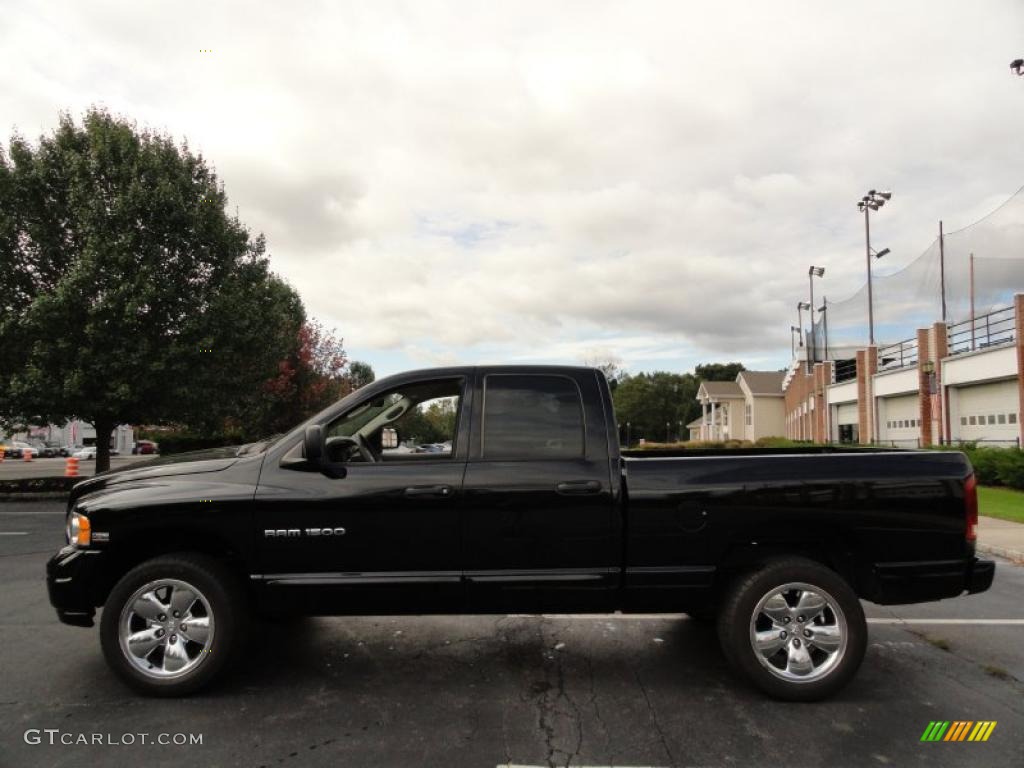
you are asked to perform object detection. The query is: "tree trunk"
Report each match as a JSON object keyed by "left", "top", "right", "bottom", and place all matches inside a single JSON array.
[{"left": 94, "top": 417, "right": 114, "bottom": 473}]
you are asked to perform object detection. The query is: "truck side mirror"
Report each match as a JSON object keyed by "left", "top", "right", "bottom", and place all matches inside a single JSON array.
[{"left": 304, "top": 425, "right": 324, "bottom": 465}]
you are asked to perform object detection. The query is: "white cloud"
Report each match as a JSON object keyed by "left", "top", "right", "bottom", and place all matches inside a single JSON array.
[{"left": 3, "top": 0, "right": 1024, "bottom": 376}]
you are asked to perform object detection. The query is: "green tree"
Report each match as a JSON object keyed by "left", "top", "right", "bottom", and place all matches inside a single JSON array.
[
  {"left": 396, "top": 397, "right": 457, "bottom": 445},
  {"left": 347, "top": 360, "right": 375, "bottom": 390},
  {"left": 0, "top": 108, "right": 304, "bottom": 471},
  {"left": 613, "top": 371, "right": 699, "bottom": 444},
  {"left": 694, "top": 362, "right": 746, "bottom": 382}
]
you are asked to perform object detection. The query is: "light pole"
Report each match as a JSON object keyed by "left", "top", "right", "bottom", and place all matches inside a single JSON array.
[
  {"left": 808, "top": 266, "right": 825, "bottom": 363},
  {"left": 817, "top": 299, "right": 829, "bottom": 361},
  {"left": 790, "top": 325, "right": 801, "bottom": 358},
  {"left": 857, "top": 189, "right": 892, "bottom": 344},
  {"left": 797, "top": 302, "right": 810, "bottom": 360}
]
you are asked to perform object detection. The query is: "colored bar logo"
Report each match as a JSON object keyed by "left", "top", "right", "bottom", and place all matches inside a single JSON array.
[{"left": 921, "top": 721, "right": 997, "bottom": 742}]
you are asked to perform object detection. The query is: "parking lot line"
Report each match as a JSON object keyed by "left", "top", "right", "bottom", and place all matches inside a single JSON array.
[
  {"left": 0, "top": 532, "right": 30, "bottom": 536},
  {"left": 506, "top": 614, "right": 1024, "bottom": 625},
  {"left": 866, "top": 618, "right": 1024, "bottom": 625}
]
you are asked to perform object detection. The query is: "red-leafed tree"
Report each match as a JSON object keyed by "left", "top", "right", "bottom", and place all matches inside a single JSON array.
[{"left": 256, "top": 320, "right": 352, "bottom": 434}]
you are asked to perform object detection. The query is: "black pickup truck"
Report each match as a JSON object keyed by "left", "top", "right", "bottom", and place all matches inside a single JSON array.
[{"left": 47, "top": 365, "right": 994, "bottom": 700}]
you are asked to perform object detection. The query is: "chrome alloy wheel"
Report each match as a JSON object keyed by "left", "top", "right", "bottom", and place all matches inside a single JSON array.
[
  {"left": 118, "top": 578, "right": 215, "bottom": 679},
  {"left": 748, "top": 581, "right": 847, "bottom": 683}
]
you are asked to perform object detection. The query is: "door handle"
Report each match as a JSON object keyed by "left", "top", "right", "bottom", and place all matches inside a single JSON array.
[
  {"left": 404, "top": 485, "right": 454, "bottom": 498},
  {"left": 555, "top": 480, "right": 602, "bottom": 495}
]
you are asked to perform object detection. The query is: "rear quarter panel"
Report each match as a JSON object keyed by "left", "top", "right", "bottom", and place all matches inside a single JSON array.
[{"left": 623, "top": 450, "right": 972, "bottom": 601}]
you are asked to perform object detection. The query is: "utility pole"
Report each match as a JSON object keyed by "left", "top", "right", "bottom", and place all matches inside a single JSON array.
[
  {"left": 808, "top": 266, "right": 825, "bottom": 364},
  {"left": 857, "top": 190, "right": 892, "bottom": 345},
  {"left": 939, "top": 220, "right": 947, "bottom": 323}
]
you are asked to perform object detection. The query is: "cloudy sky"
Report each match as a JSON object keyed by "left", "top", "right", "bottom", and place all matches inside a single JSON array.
[{"left": 3, "top": 1, "right": 1024, "bottom": 376}]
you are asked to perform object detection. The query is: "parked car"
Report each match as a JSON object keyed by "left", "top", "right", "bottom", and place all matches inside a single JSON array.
[
  {"left": 73, "top": 446, "right": 120, "bottom": 460},
  {"left": 0, "top": 442, "right": 22, "bottom": 459},
  {"left": 32, "top": 442, "right": 64, "bottom": 458},
  {"left": 133, "top": 440, "right": 159, "bottom": 455},
  {"left": 47, "top": 365, "right": 994, "bottom": 699},
  {"left": 12, "top": 441, "right": 39, "bottom": 458}
]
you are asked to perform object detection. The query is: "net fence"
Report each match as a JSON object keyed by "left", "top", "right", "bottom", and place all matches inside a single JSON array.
[{"left": 811, "top": 186, "right": 1024, "bottom": 362}]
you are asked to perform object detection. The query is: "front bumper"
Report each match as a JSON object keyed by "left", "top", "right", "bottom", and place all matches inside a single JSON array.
[
  {"left": 869, "top": 556, "right": 996, "bottom": 605},
  {"left": 46, "top": 546, "right": 105, "bottom": 627}
]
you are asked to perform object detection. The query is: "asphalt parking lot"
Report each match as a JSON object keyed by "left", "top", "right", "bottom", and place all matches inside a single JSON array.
[{"left": 1, "top": 501, "right": 1022, "bottom": 768}]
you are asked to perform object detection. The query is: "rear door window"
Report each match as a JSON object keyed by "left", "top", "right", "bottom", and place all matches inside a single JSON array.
[{"left": 482, "top": 375, "right": 585, "bottom": 459}]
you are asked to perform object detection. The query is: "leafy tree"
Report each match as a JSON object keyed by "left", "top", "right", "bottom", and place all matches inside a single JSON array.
[
  {"left": 612, "top": 362, "right": 749, "bottom": 444},
  {"left": 347, "top": 360, "right": 375, "bottom": 390},
  {"left": 0, "top": 108, "right": 304, "bottom": 470},
  {"left": 695, "top": 362, "right": 746, "bottom": 382},
  {"left": 580, "top": 349, "right": 624, "bottom": 390},
  {"left": 254, "top": 320, "right": 351, "bottom": 434},
  {"left": 395, "top": 397, "right": 457, "bottom": 445},
  {"left": 613, "top": 372, "right": 699, "bottom": 444}
]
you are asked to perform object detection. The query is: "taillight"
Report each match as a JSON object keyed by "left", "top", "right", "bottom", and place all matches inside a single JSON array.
[{"left": 964, "top": 473, "right": 978, "bottom": 542}]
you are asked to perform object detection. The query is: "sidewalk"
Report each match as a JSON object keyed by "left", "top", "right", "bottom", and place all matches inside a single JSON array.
[{"left": 978, "top": 516, "right": 1024, "bottom": 563}]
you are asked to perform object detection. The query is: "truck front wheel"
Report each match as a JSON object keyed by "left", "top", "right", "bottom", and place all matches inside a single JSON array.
[
  {"left": 100, "top": 554, "right": 244, "bottom": 696},
  {"left": 717, "top": 557, "right": 867, "bottom": 701}
]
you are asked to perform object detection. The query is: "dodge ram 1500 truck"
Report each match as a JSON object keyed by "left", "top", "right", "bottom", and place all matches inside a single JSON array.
[{"left": 47, "top": 365, "right": 995, "bottom": 699}]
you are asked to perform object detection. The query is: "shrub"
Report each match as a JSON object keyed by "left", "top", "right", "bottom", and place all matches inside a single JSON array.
[
  {"left": 964, "top": 447, "right": 1005, "bottom": 486},
  {"left": 754, "top": 437, "right": 811, "bottom": 448},
  {"left": 994, "top": 450, "right": 1024, "bottom": 490}
]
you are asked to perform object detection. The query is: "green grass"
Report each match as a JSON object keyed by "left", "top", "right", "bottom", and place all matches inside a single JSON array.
[{"left": 978, "top": 485, "right": 1024, "bottom": 524}]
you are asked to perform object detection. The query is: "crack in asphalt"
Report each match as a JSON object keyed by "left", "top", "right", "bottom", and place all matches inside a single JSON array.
[
  {"left": 897, "top": 625, "right": 1024, "bottom": 713},
  {"left": 583, "top": 653, "right": 613, "bottom": 765},
  {"left": 532, "top": 617, "right": 586, "bottom": 768},
  {"left": 632, "top": 664, "right": 676, "bottom": 768}
]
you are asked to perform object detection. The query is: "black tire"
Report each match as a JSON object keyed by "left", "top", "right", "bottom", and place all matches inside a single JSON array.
[
  {"left": 100, "top": 553, "right": 245, "bottom": 697},
  {"left": 716, "top": 557, "right": 866, "bottom": 701}
]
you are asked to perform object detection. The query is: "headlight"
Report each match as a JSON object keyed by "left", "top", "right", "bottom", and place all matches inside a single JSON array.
[{"left": 66, "top": 512, "right": 91, "bottom": 547}]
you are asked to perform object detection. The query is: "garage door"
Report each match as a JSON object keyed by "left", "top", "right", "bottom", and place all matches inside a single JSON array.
[
  {"left": 836, "top": 402, "right": 857, "bottom": 425},
  {"left": 879, "top": 394, "right": 920, "bottom": 446},
  {"left": 953, "top": 379, "right": 1019, "bottom": 444}
]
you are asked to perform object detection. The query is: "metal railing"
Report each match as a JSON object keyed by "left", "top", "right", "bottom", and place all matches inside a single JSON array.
[
  {"left": 877, "top": 336, "right": 918, "bottom": 372},
  {"left": 834, "top": 358, "right": 857, "bottom": 383},
  {"left": 947, "top": 305, "right": 1015, "bottom": 356}
]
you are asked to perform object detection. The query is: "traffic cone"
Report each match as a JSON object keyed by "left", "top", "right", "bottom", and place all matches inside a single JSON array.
[
  {"left": 23, "top": 448, "right": 33, "bottom": 462},
  {"left": 65, "top": 457, "right": 79, "bottom": 477},
  {"left": 0, "top": 448, "right": 5, "bottom": 463}
]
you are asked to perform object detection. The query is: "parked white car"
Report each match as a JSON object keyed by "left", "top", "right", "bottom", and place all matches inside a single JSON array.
[
  {"left": 12, "top": 441, "right": 38, "bottom": 457},
  {"left": 72, "top": 447, "right": 97, "bottom": 459}
]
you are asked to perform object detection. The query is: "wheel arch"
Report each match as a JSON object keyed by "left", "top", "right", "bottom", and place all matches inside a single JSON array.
[{"left": 90, "top": 530, "right": 250, "bottom": 607}]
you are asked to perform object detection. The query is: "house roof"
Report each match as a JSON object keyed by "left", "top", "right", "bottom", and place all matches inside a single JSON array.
[
  {"left": 686, "top": 416, "right": 704, "bottom": 428},
  {"left": 698, "top": 381, "right": 744, "bottom": 398},
  {"left": 738, "top": 370, "right": 786, "bottom": 396}
]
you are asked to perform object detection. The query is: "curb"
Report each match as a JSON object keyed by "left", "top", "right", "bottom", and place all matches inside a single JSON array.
[{"left": 977, "top": 542, "right": 1024, "bottom": 563}]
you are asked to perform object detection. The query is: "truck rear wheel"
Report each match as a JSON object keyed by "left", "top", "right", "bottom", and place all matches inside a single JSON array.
[
  {"left": 717, "top": 557, "right": 866, "bottom": 701},
  {"left": 100, "top": 554, "right": 244, "bottom": 696}
]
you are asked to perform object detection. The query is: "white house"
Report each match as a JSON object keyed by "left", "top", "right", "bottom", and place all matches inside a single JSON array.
[{"left": 696, "top": 371, "right": 786, "bottom": 442}]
